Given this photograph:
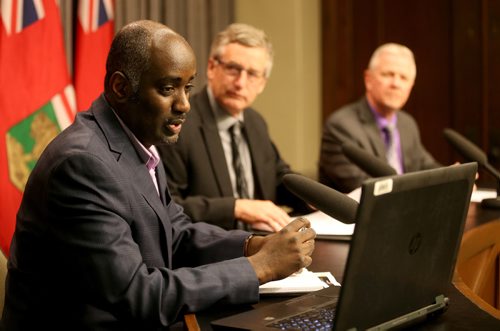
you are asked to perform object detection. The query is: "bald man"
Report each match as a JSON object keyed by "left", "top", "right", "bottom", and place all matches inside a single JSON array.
[{"left": 2, "top": 20, "right": 315, "bottom": 330}]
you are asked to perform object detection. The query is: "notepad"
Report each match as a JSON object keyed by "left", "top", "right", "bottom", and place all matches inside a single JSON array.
[{"left": 259, "top": 269, "right": 340, "bottom": 295}]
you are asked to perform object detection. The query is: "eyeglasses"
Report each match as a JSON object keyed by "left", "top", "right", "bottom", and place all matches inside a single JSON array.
[{"left": 214, "top": 58, "right": 266, "bottom": 84}]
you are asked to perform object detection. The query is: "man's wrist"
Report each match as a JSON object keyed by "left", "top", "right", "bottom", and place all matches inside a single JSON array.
[
  {"left": 245, "top": 235, "right": 266, "bottom": 257},
  {"left": 243, "top": 234, "right": 254, "bottom": 257}
]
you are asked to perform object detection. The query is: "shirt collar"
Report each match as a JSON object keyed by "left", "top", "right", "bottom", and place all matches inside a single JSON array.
[
  {"left": 207, "top": 86, "right": 244, "bottom": 131},
  {"left": 108, "top": 104, "right": 160, "bottom": 171},
  {"left": 368, "top": 103, "right": 397, "bottom": 130}
]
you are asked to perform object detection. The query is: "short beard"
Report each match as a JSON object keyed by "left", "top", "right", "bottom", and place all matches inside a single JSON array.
[{"left": 160, "top": 135, "right": 179, "bottom": 146}]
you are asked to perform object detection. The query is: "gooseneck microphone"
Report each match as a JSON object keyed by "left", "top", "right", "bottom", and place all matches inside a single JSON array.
[
  {"left": 342, "top": 143, "right": 397, "bottom": 177},
  {"left": 443, "top": 128, "right": 500, "bottom": 209},
  {"left": 283, "top": 174, "right": 358, "bottom": 224}
]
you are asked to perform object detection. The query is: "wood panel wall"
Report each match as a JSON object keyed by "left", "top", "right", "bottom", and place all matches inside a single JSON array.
[{"left": 321, "top": 0, "right": 500, "bottom": 187}]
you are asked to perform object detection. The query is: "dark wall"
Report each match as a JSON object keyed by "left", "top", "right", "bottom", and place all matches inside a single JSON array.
[{"left": 321, "top": 0, "right": 500, "bottom": 187}]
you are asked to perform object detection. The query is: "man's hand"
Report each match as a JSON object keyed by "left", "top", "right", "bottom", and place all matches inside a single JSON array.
[
  {"left": 234, "top": 199, "right": 292, "bottom": 232},
  {"left": 246, "top": 218, "right": 316, "bottom": 284}
]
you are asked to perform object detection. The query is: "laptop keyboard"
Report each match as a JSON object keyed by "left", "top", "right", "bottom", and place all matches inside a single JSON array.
[{"left": 267, "top": 302, "right": 336, "bottom": 330}]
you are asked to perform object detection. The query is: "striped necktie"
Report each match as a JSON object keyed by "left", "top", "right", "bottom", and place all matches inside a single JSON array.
[{"left": 229, "top": 123, "right": 250, "bottom": 199}]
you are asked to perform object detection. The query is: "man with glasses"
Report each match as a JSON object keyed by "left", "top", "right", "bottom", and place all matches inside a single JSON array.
[
  {"left": 3, "top": 20, "right": 316, "bottom": 329},
  {"left": 158, "top": 23, "right": 309, "bottom": 232}
]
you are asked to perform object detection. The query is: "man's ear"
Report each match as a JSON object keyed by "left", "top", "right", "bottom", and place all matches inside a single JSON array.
[
  {"left": 108, "top": 72, "right": 131, "bottom": 102},
  {"left": 363, "top": 69, "right": 373, "bottom": 91}
]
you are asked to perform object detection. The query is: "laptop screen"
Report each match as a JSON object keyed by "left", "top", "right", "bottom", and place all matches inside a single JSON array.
[
  {"left": 334, "top": 163, "right": 477, "bottom": 330},
  {"left": 211, "top": 163, "right": 477, "bottom": 331}
]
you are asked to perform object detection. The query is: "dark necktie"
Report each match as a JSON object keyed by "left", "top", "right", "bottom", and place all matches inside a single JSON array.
[
  {"left": 229, "top": 123, "right": 250, "bottom": 199},
  {"left": 383, "top": 124, "right": 402, "bottom": 174}
]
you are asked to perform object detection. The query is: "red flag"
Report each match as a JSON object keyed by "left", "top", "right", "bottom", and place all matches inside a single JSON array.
[
  {"left": 74, "top": 0, "right": 114, "bottom": 111},
  {"left": 0, "top": 0, "right": 76, "bottom": 256}
]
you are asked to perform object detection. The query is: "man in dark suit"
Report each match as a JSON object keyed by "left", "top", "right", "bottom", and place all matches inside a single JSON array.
[
  {"left": 319, "top": 43, "right": 441, "bottom": 193},
  {"left": 2, "top": 20, "right": 315, "bottom": 330},
  {"left": 158, "top": 23, "right": 309, "bottom": 233}
]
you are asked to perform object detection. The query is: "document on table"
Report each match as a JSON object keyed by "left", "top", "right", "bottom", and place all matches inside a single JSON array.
[
  {"left": 471, "top": 188, "right": 497, "bottom": 203},
  {"left": 298, "top": 210, "right": 355, "bottom": 240},
  {"left": 349, "top": 185, "right": 496, "bottom": 204},
  {"left": 295, "top": 187, "right": 359, "bottom": 240},
  {"left": 259, "top": 268, "right": 340, "bottom": 295},
  {"left": 294, "top": 187, "right": 496, "bottom": 240}
]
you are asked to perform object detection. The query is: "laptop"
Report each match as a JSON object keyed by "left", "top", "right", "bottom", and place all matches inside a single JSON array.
[{"left": 211, "top": 162, "right": 477, "bottom": 330}]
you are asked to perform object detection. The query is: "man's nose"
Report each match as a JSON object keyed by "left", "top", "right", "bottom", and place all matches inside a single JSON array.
[
  {"left": 234, "top": 70, "right": 250, "bottom": 87},
  {"left": 390, "top": 75, "right": 405, "bottom": 87},
  {"left": 174, "top": 90, "right": 191, "bottom": 113}
]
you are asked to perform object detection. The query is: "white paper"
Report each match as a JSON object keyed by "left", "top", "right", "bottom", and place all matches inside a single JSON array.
[
  {"left": 294, "top": 187, "right": 358, "bottom": 237},
  {"left": 470, "top": 188, "right": 497, "bottom": 203},
  {"left": 259, "top": 268, "right": 340, "bottom": 295},
  {"left": 347, "top": 187, "right": 362, "bottom": 202},
  {"left": 299, "top": 210, "right": 355, "bottom": 236},
  {"left": 353, "top": 184, "right": 497, "bottom": 204}
]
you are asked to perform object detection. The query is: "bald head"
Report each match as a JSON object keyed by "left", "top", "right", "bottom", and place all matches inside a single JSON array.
[
  {"left": 102, "top": 20, "right": 196, "bottom": 147},
  {"left": 104, "top": 20, "right": 185, "bottom": 94}
]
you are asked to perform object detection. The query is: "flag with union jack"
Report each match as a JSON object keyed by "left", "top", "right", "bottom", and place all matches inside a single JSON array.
[
  {"left": 74, "top": 0, "right": 114, "bottom": 112},
  {"left": 0, "top": 0, "right": 76, "bottom": 256}
]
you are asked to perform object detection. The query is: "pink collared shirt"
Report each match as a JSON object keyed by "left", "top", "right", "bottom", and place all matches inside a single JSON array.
[{"left": 109, "top": 106, "right": 161, "bottom": 196}]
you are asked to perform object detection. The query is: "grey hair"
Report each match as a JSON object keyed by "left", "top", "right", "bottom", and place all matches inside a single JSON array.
[
  {"left": 209, "top": 23, "right": 274, "bottom": 78},
  {"left": 367, "top": 43, "right": 417, "bottom": 80}
]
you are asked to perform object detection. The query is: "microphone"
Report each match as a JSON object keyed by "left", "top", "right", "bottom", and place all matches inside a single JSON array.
[
  {"left": 283, "top": 174, "right": 358, "bottom": 224},
  {"left": 443, "top": 128, "right": 500, "bottom": 209},
  {"left": 342, "top": 143, "right": 397, "bottom": 177}
]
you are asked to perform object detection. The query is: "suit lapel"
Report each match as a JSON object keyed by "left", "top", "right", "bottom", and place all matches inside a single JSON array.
[
  {"left": 154, "top": 163, "right": 173, "bottom": 266},
  {"left": 155, "top": 163, "right": 170, "bottom": 205},
  {"left": 93, "top": 97, "right": 167, "bottom": 212},
  {"left": 92, "top": 96, "right": 173, "bottom": 267},
  {"left": 195, "top": 91, "right": 234, "bottom": 197},
  {"left": 242, "top": 111, "right": 268, "bottom": 199},
  {"left": 132, "top": 162, "right": 173, "bottom": 267},
  {"left": 357, "top": 99, "right": 386, "bottom": 158},
  {"left": 397, "top": 114, "right": 411, "bottom": 172}
]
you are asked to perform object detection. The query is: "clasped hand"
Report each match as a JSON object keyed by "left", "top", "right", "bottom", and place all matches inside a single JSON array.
[{"left": 246, "top": 218, "right": 316, "bottom": 284}]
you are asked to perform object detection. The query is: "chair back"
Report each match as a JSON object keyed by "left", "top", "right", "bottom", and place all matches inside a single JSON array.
[{"left": 453, "top": 219, "right": 500, "bottom": 319}]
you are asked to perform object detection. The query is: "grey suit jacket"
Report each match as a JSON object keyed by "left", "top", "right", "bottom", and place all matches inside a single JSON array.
[
  {"left": 2, "top": 95, "right": 258, "bottom": 331},
  {"left": 158, "top": 88, "right": 308, "bottom": 229},
  {"left": 319, "top": 97, "right": 441, "bottom": 193}
]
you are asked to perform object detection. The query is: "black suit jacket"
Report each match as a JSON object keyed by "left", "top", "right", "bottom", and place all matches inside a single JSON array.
[
  {"left": 158, "top": 88, "right": 308, "bottom": 229},
  {"left": 319, "top": 97, "right": 441, "bottom": 193},
  {"left": 2, "top": 95, "right": 259, "bottom": 331}
]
